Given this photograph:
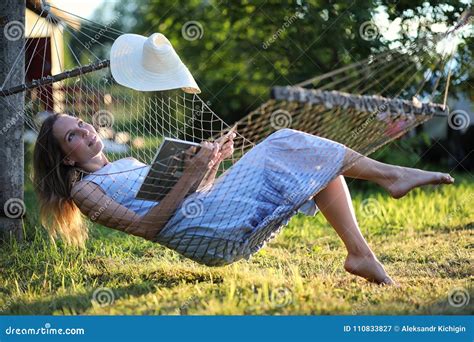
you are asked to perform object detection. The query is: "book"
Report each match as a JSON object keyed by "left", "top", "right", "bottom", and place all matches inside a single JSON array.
[{"left": 135, "top": 137, "right": 203, "bottom": 202}]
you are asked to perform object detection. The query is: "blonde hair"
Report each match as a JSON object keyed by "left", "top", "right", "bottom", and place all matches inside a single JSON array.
[{"left": 32, "top": 113, "right": 88, "bottom": 246}]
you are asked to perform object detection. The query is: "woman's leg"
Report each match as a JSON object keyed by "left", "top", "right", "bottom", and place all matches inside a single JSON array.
[
  {"left": 341, "top": 149, "right": 454, "bottom": 199},
  {"left": 311, "top": 147, "right": 454, "bottom": 285},
  {"left": 313, "top": 176, "right": 394, "bottom": 285}
]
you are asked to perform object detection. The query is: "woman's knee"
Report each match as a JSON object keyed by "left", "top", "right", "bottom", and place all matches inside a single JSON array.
[{"left": 267, "top": 128, "right": 299, "bottom": 140}]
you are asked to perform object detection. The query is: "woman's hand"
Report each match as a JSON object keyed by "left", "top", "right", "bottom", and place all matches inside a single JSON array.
[
  {"left": 182, "top": 141, "right": 221, "bottom": 180},
  {"left": 215, "top": 132, "right": 236, "bottom": 163}
]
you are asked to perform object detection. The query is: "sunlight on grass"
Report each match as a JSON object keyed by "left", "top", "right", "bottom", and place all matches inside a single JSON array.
[{"left": 1, "top": 173, "right": 472, "bottom": 315}]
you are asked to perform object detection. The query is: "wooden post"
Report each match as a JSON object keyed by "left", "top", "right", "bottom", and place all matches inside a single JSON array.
[{"left": 0, "top": 0, "right": 25, "bottom": 241}]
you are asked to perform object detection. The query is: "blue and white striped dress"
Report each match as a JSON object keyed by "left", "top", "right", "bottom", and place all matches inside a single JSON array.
[{"left": 83, "top": 128, "right": 347, "bottom": 266}]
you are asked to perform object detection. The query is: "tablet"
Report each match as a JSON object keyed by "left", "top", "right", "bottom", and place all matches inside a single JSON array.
[{"left": 135, "top": 137, "right": 202, "bottom": 202}]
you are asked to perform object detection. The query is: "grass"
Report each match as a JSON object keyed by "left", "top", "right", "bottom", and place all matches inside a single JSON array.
[{"left": 1, "top": 163, "right": 472, "bottom": 315}]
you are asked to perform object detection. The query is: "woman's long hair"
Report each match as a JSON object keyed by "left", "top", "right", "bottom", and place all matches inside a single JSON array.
[{"left": 32, "top": 113, "right": 88, "bottom": 246}]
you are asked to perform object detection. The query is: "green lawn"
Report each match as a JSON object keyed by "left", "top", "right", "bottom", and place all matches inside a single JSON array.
[{"left": 1, "top": 170, "right": 472, "bottom": 315}]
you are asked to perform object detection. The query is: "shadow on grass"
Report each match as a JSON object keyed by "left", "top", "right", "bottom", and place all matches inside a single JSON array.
[
  {"left": 87, "top": 267, "right": 224, "bottom": 287},
  {"left": 2, "top": 282, "right": 154, "bottom": 315},
  {"left": 2, "top": 268, "right": 223, "bottom": 315}
]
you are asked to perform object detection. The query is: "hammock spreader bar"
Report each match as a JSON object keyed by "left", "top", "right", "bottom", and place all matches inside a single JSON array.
[
  {"left": 0, "top": 60, "right": 110, "bottom": 97},
  {"left": 271, "top": 86, "right": 449, "bottom": 117}
]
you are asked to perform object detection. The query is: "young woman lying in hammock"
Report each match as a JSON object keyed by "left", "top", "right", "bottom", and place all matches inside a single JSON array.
[{"left": 33, "top": 113, "right": 454, "bottom": 286}]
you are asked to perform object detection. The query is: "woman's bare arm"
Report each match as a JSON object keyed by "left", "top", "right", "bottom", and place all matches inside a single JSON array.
[
  {"left": 72, "top": 142, "right": 221, "bottom": 241},
  {"left": 72, "top": 174, "right": 206, "bottom": 241},
  {"left": 138, "top": 171, "right": 201, "bottom": 239},
  {"left": 71, "top": 173, "right": 201, "bottom": 241},
  {"left": 71, "top": 181, "right": 149, "bottom": 239},
  {"left": 193, "top": 163, "right": 219, "bottom": 191},
  {"left": 195, "top": 133, "right": 236, "bottom": 190}
]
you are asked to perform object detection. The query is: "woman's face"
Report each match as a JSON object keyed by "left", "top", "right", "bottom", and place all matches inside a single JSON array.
[{"left": 52, "top": 115, "right": 104, "bottom": 166}]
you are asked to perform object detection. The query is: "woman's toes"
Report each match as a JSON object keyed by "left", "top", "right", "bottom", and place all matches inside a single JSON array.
[
  {"left": 388, "top": 170, "right": 455, "bottom": 199},
  {"left": 344, "top": 253, "right": 395, "bottom": 285},
  {"left": 441, "top": 174, "right": 455, "bottom": 184},
  {"left": 380, "top": 275, "right": 400, "bottom": 287}
]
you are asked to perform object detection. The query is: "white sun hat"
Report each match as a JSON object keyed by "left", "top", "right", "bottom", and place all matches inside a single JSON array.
[{"left": 110, "top": 33, "right": 201, "bottom": 94}]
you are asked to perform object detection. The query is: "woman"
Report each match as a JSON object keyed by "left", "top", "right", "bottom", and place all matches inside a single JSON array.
[{"left": 33, "top": 113, "right": 454, "bottom": 285}]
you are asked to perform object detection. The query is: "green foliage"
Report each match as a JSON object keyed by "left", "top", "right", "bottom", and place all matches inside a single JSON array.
[
  {"left": 372, "top": 132, "right": 432, "bottom": 167},
  {"left": 71, "top": 0, "right": 472, "bottom": 124}
]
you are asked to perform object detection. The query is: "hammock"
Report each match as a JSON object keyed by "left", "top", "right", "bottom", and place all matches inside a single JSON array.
[{"left": 0, "top": 3, "right": 469, "bottom": 266}]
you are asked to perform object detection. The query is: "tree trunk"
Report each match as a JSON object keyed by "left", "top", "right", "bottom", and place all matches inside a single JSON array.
[{"left": 0, "top": 0, "right": 25, "bottom": 241}]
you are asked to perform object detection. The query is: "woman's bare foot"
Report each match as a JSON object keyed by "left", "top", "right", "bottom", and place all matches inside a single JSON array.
[
  {"left": 344, "top": 253, "right": 396, "bottom": 285},
  {"left": 379, "top": 167, "right": 454, "bottom": 199}
]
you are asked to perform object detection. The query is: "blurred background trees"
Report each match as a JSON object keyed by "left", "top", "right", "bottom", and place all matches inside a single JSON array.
[
  {"left": 64, "top": 0, "right": 473, "bottom": 169},
  {"left": 67, "top": 0, "right": 473, "bottom": 124}
]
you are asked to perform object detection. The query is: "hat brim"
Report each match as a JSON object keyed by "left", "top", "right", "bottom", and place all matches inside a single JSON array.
[{"left": 110, "top": 34, "right": 201, "bottom": 94}]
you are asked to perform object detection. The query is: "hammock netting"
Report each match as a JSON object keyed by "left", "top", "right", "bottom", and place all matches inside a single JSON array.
[{"left": 0, "top": 3, "right": 469, "bottom": 266}]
